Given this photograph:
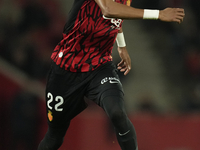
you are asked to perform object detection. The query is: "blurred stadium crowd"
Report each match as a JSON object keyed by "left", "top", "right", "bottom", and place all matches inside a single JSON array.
[
  {"left": 0, "top": 0, "right": 66, "bottom": 149},
  {"left": 0, "top": 0, "right": 200, "bottom": 149},
  {"left": 132, "top": 0, "right": 200, "bottom": 113},
  {"left": 0, "top": 0, "right": 65, "bottom": 80}
]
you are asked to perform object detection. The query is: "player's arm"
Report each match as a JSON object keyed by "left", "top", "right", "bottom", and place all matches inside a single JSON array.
[
  {"left": 95, "top": 0, "right": 185, "bottom": 23},
  {"left": 116, "top": 28, "right": 131, "bottom": 75}
]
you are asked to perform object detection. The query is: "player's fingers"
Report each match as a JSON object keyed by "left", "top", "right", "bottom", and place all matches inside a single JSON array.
[
  {"left": 124, "top": 60, "right": 131, "bottom": 68},
  {"left": 174, "top": 18, "right": 183, "bottom": 24},
  {"left": 124, "top": 65, "right": 131, "bottom": 75},
  {"left": 177, "top": 12, "right": 185, "bottom": 17},
  {"left": 117, "top": 66, "right": 122, "bottom": 70},
  {"left": 176, "top": 15, "right": 184, "bottom": 21},
  {"left": 120, "top": 69, "right": 127, "bottom": 73},
  {"left": 118, "top": 60, "right": 124, "bottom": 66},
  {"left": 170, "top": 8, "right": 184, "bottom": 23},
  {"left": 127, "top": 61, "right": 131, "bottom": 69},
  {"left": 119, "top": 63, "right": 126, "bottom": 67},
  {"left": 176, "top": 11, "right": 185, "bottom": 21},
  {"left": 124, "top": 69, "right": 130, "bottom": 75},
  {"left": 117, "top": 64, "right": 125, "bottom": 69},
  {"left": 118, "top": 65, "right": 126, "bottom": 71},
  {"left": 176, "top": 8, "right": 184, "bottom": 13},
  {"left": 118, "top": 60, "right": 127, "bottom": 69}
]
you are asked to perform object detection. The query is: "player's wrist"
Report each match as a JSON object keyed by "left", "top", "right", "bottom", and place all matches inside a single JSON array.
[
  {"left": 143, "top": 9, "right": 159, "bottom": 20},
  {"left": 116, "top": 32, "right": 126, "bottom": 47}
]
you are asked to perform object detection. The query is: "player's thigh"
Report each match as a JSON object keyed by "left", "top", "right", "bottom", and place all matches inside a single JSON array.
[
  {"left": 45, "top": 64, "right": 87, "bottom": 128},
  {"left": 86, "top": 62, "right": 124, "bottom": 107}
]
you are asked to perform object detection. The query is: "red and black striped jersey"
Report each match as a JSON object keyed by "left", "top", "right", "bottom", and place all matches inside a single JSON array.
[{"left": 51, "top": 0, "right": 131, "bottom": 72}]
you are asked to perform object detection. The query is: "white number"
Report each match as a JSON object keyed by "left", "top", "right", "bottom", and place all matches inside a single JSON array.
[
  {"left": 55, "top": 96, "right": 64, "bottom": 111},
  {"left": 47, "top": 92, "right": 64, "bottom": 111},
  {"left": 47, "top": 93, "right": 53, "bottom": 110}
]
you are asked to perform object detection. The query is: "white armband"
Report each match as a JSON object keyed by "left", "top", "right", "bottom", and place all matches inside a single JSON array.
[
  {"left": 143, "top": 9, "right": 159, "bottom": 20},
  {"left": 116, "top": 32, "right": 126, "bottom": 47}
]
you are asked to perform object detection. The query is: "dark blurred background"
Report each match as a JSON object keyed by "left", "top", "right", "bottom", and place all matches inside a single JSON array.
[{"left": 0, "top": 0, "right": 200, "bottom": 150}]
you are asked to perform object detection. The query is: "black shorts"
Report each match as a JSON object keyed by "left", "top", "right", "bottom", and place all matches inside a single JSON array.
[{"left": 45, "top": 61, "right": 124, "bottom": 128}]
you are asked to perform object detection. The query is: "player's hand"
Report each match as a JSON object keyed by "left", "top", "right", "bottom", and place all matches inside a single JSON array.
[
  {"left": 117, "top": 47, "right": 131, "bottom": 75},
  {"left": 159, "top": 8, "right": 185, "bottom": 24}
]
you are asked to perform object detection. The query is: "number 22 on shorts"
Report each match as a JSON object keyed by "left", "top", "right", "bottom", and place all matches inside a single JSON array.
[{"left": 47, "top": 92, "right": 64, "bottom": 111}]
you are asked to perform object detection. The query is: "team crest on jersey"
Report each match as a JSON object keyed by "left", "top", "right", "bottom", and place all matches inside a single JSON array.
[
  {"left": 127, "top": 0, "right": 131, "bottom": 6},
  {"left": 103, "top": 15, "right": 122, "bottom": 29},
  {"left": 48, "top": 110, "right": 53, "bottom": 121}
]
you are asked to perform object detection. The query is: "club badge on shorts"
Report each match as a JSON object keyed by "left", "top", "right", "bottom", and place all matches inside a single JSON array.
[{"left": 48, "top": 110, "right": 53, "bottom": 121}]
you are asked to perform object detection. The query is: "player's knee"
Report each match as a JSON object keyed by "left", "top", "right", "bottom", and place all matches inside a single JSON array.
[{"left": 109, "top": 109, "right": 126, "bottom": 124}]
